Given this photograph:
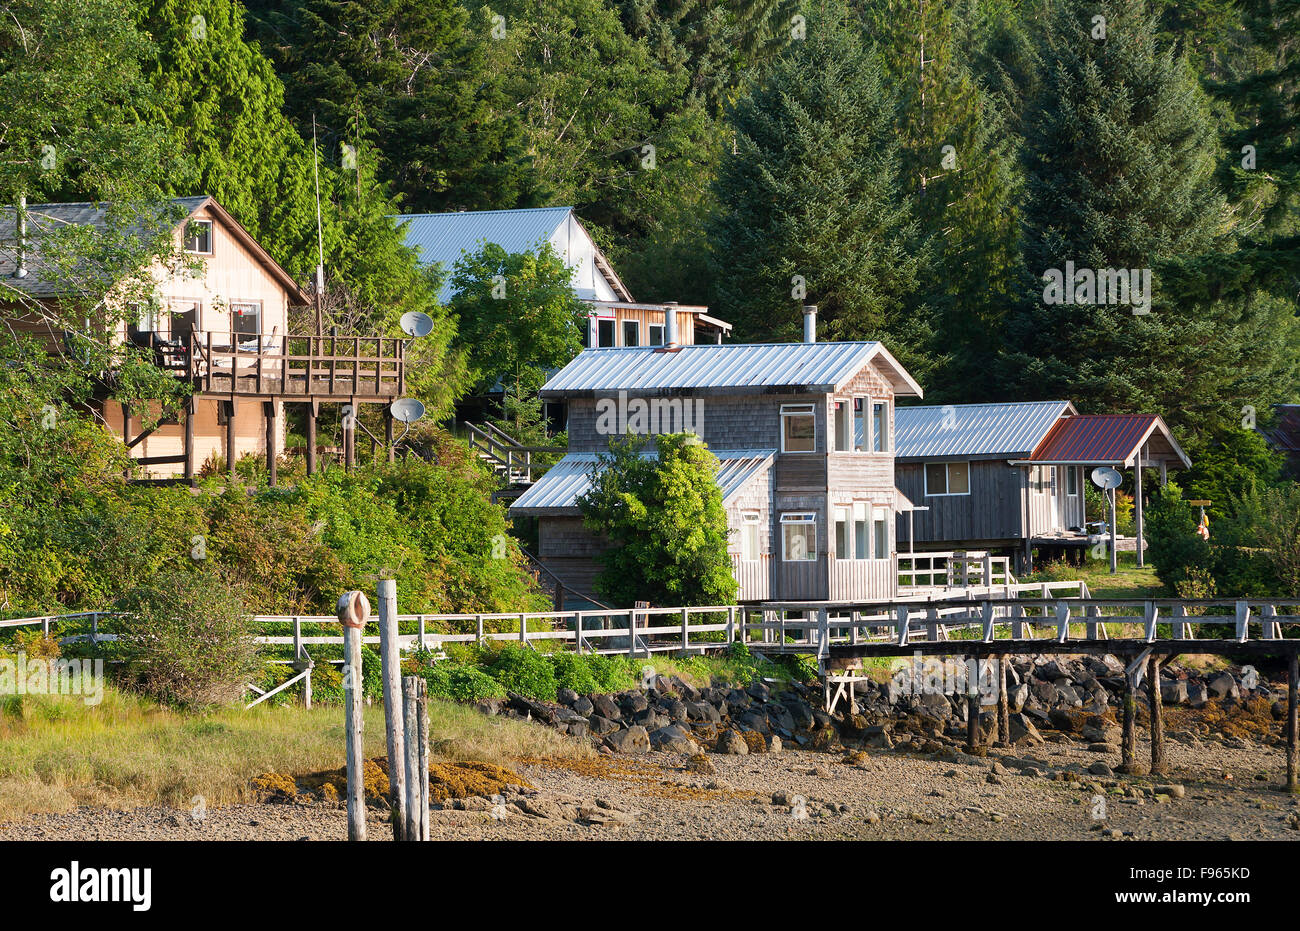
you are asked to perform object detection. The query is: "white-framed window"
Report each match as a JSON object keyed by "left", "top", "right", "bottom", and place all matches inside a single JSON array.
[
  {"left": 853, "top": 398, "right": 866, "bottom": 451},
  {"left": 622, "top": 320, "right": 640, "bottom": 347},
  {"left": 780, "top": 512, "right": 816, "bottom": 561},
  {"left": 184, "top": 219, "right": 213, "bottom": 254},
  {"left": 854, "top": 502, "right": 869, "bottom": 558},
  {"left": 230, "top": 301, "right": 261, "bottom": 336},
  {"left": 1067, "top": 465, "right": 1079, "bottom": 496},
  {"left": 780, "top": 403, "right": 816, "bottom": 453},
  {"left": 873, "top": 507, "right": 889, "bottom": 558},
  {"left": 872, "top": 401, "right": 889, "bottom": 452},
  {"left": 833, "top": 400, "right": 850, "bottom": 451},
  {"left": 834, "top": 507, "right": 849, "bottom": 558},
  {"left": 740, "top": 511, "right": 761, "bottom": 561},
  {"left": 648, "top": 324, "right": 664, "bottom": 347},
  {"left": 596, "top": 318, "right": 616, "bottom": 347},
  {"left": 924, "top": 461, "right": 971, "bottom": 496}
]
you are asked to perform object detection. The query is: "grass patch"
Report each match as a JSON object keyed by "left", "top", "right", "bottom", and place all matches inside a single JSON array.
[
  {"left": 1026, "top": 551, "right": 1163, "bottom": 599},
  {"left": 0, "top": 687, "right": 587, "bottom": 821}
]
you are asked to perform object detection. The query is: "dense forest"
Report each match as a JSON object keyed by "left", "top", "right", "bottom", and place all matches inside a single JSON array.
[{"left": 0, "top": 0, "right": 1297, "bottom": 612}]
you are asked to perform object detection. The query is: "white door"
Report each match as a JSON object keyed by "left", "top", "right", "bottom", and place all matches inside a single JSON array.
[{"left": 1050, "top": 467, "right": 1062, "bottom": 529}]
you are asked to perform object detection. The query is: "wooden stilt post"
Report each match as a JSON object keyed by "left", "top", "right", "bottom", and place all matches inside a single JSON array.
[
  {"left": 997, "top": 655, "right": 1010, "bottom": 747},
  {"left": 418, "top": 678, "right": 430, "bottom": 839},
  {"left": 377, "top": 579, "right": 406, "bottom": 840},
  {"left": 337, "top": 591, "right": 371, "bottom": 842},
  {"left": 183, "top": 398, "right": 195, "bottom": 483},
  {"left": 1288, "top": 649, "right": 1298, "bottom": 793},
  {"left": 226, "top": 399, "right": 238, "bottom": 478},
  {"left": 344, "top": 402, "right": 356, "bottom": 472},
  {"left": 385, "top": 408, "right": 395, "bottom": 463},
  {"left": 1148, "top": 653, "right": 1166, "bottom": 775},
  {"left": 966, "top": 662, "right": 980, "bottom": 755},
  {"left": 1134, "top": 446, "right": 1145, "bottom": 568},
  {"left": 305, "top": 401, "right": 318, "bottom": 476},
  {"left": 264, "top": 400, "right": 278, "bottom": 487},
  {"left": 121, "top": 402, "right": 130, "bottom": 445},
  {"left": 1121, "top": 668, "right": 1138, "bottom": 774}
]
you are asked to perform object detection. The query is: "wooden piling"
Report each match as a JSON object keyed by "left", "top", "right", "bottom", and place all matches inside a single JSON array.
[
  {"left": 376, "top": 578, "right": 407, "bottom": 840},
  {"left": 1147, "top": 654, "right": 1166, "bottom": 776},
  {"left": 305, "top": 401, "right": 318, "bottom": 476},
  {"left": 417, "top": 679, "right": 430, "bottom": 839},
  {"left": 402, "top": 676, "right": 427, "bottom": 841},
  {"left": 1121, "top": 672, "right": 1138, "bottom": 774},
  {"left": 997, "top": 655, "right": 1010, "bottom": 747},
  {"left": 337, "top": 591, "right": 369, "bottom": 842},
  {"left": 1288, "top": 649, "right": 1298, "bottom": 794}
]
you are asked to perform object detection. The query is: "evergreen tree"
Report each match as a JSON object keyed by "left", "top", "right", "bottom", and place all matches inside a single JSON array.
[
  {"left": 705, "top": 0, "right": 932, "bottom": 376},
  {"left": 243, "top": 0, "right": 530, "bottom": 213},
  {"left": 853, "top": 0, "right": 1022, "bottom": 401},
  {"left": 997, "top": 0, "right": 1298, "bottom": 440}
]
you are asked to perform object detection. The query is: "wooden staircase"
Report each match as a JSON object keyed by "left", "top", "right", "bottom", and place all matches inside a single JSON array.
[{"left": 463, "top": 421, "right": 564, "bottom": 488}]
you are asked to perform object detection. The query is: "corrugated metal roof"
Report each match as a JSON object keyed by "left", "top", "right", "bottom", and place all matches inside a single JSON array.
[
  {"left": 539, "top": 342, "right": 922, "bottom": 398},
  {"left": 895, "top": 401, "right": 1072, "bottom": 460},
  {"left": 1027, "top": 414, "right": 1190, "bottom": 468},
  {"left": 509, "top": 448, "right": 775, "bottom": 515},
  {"left": 393, "top": 207, "right": 574, "bottom": 302}
]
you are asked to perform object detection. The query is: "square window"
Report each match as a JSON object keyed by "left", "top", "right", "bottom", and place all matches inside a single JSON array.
[
  {"left": 948, "top": 461, "right": 970, "bottom": 494},
  {"left": 185, "top": 219, "right": 213, "bottom": 254},
  {"left": 597, "top": 319, "right": 616, "bottom": 347},
  {"left": 925, "top": 462, "right": 948, "bottom": 495},
  {"left": 648, "top": 324, "right": 664, "bottom": 347},
  {"left": 622, "top": 320, "right": 639, "bottom": 346}
]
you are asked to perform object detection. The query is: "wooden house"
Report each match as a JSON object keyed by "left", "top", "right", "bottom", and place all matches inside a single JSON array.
[
  {"left": 0, "top": 196, "right": 407, "bottom": 482},
  {"left": 509, "top": 308, "right": 922, "bottom": 604},
  {"left": 894, "top": 401, "right": 1191, "bottom": 569},
  {"left": 395, "top": 206, "right": 732, "bottom": 346}
]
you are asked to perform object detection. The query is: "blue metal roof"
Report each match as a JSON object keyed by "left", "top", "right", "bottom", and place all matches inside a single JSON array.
[
  {"left": 895, "top": 401, "right": 1074, "bottom": 460},
  {"left": 538, "top": 342, "right": 923, "bottom": 399},
  {"left": 394, "top": 207, "right": 574, "bottom": 302},
  {"left": 509, "top": 449, "right": 775, "bottom": 515}
]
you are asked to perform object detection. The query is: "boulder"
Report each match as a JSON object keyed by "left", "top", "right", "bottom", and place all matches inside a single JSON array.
[
  {"left": 660, "top": 699, "right": 690, "bottom": 723},
  {"left": 1161, "top": 680, "right": 1189, "bottom": 705},
  {"left": 587, "top": 714, "right": 621, "bottom": 737},
  {"left": 619, "top": 691, "right": 650, "bottom": 715},
  {"left": 1087, "top": 761, "right": 1114, "bottom": 777},
  {"left": 556, "top": 687, "right": 579, "bottom": 706},
  {"left": 687, "top": 701, "right": 722, "bottom": 724},
  {"left": 1208, "top": 673, "right": 1238, "bottom": 701},
  {"left": 716, "top": 729, "right": 750, "bottom": 755},
  {"left": 737, "top": 710, "right": 771, "bottom": 734},
  {"left": 1187, "top": 681, "right": 1209, "bottom": 708},
  {"left": 1048, "top": 708, "right": 1077, "bottom": 732},
  {"left": 786, "top": 700, "right": 815, "bottom": 732},
  {"left": 649, "top": 724, "right": 698, "bottom": 754},
  {"left": 606, "top": 725, "right": 650, "bottom": 754},
  {"left": 572, "top": 696, "right": 594, "bottom": 717},
  {"left": 1007, "top": 712, "right": 1044, "bottom": 746},
  {"left": 1008, "top": 682, "right": 1029, "bottom": 713},
  {"left": 747, "top": 680, "right": 771, "bottom": 702},
  {"left": 591, "top": 694, "right": 621, "bottom": 720}
]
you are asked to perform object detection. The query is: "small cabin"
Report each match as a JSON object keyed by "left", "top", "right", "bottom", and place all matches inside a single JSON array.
[
  {"left": 894, "top": 401, "right": 1191, "bottom": 570},
  {"left": 510, "top": 312, "right": 923, "bottom": 605}
]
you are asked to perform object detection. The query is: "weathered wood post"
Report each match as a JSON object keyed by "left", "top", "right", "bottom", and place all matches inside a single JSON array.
[
  {"left": 1147, "top": 653, "right": 1166, "bottom": 776},
  {"left": 401, "top": 676, "right": 430, "bottom": 841},
  {"left": 337, "top": 590, "right": 370, "bottom": 841},
  {"left": 997, "top": 654, "right": 1010, "bottom": 747},
  {"left": 1121, "top": 663, "right": 1138, "bottom": 774},
  {"left": 965, "top": 659, "right": 981, "bottom": 755},
  {"left": 1288, "top": 649, "right": 1298, "bottom": 793},
  {"left": 376, "top": 578, "right": 407, "bottom": 841}
]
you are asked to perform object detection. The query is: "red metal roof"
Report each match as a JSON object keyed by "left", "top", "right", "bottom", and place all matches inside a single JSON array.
[{"left": 1028, "top": 414, "right": 1168, "bottom": 465}]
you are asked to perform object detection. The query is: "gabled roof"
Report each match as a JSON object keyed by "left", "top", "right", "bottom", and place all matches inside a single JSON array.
[
  {"left": 393, "top": 206, "right": 632, "bottom": 303},
  {"left": 509, "top": 448, "right": 775, "bottom": 516},
  {"left": 0, "top": 195, "right": 309, "bottom": 304},
  {"left": 538, "top": 341, "right": 923, "bottom": 399},
  {"left": 895, "top": 400, "right": 1074, "bottom": 461},
  {"left": 1023, "top": 414, "right": 1191, "bottom": 469}
]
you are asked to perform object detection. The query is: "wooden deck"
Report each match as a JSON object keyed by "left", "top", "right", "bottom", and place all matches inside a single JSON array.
[{"left": 189, "top": 332, "right": 405, "bottom": 400}]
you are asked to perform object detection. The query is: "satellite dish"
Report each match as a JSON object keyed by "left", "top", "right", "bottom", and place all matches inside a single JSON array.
[
  {"left": 390, "top": 398, "right": 426, "bottom": 424},
  {"left": 399, "top": 311, "right": 434, "bottom": 338},
  {"left": 1090, "top": 466, "right": 1122, "bottom": 490}
]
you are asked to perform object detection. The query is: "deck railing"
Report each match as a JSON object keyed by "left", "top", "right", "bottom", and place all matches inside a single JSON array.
[{"left": 177, "top": 330, "right": 406, "bottom": 399}]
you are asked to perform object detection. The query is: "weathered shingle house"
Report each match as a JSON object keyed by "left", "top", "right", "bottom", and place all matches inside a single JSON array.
[
  {"left": 510, "top": 312, "right": 922, "bottom": 604},
  {"left": 394, "top": 206, "right": 731, "bottom": 346},
  {"left": 895, "top": 401, "right": 1191, "bottom": 569}
]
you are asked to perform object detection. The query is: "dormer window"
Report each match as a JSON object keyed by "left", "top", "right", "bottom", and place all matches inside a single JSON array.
[{"left": 184, "top": 219, "right": 213, "bottom": 255}]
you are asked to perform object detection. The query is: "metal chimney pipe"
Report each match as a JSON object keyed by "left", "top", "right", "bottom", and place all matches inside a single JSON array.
[
  {"left": 664, "top": 301, "right": 678, "bottom": 349},
  {"left": 14, "top": 195, "right": 28, "bottom": 279},
  {"left": 802, "top": 304, "right": 817, "bottom": 343}
]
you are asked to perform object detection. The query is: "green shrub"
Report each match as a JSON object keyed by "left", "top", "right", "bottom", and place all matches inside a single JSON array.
[
  {"left": 421, "top": 663, "right": 507, "bottom": 702},
  {"left": 486, "top": 645, "right": 558, "bottom": 701},
  {"left": 550, "top": 651, "right": 600, "bottom": 694},
  {"left": 114, "top": 571, "right": 262, "bottom": 709}
]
